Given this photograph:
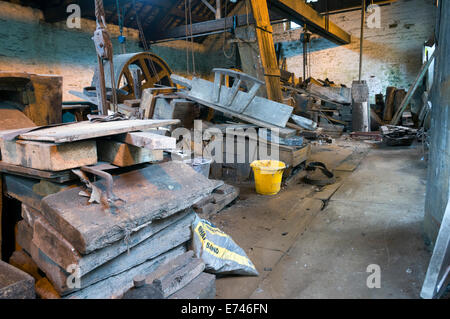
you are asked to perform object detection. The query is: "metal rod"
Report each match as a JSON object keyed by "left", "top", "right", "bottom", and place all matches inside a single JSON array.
[{"left": 358, "top": 0, "right": 366, "bottom": 81}]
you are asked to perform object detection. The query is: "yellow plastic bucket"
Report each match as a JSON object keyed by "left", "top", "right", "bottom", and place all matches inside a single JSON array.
[{"left": 250, "top": 160, "right": 286, "bottom": 195}]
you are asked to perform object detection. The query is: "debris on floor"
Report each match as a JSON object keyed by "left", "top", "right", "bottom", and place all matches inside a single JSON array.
[{"left": 381, "top": 125, "right": 418, "bottom": 147}]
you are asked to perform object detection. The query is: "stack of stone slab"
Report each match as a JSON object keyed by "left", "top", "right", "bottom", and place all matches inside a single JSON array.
[
  {"left": 122, "top": 251, "right": 216, "bottom": 299},
  {"left": 0, "top": 260, "right": 35, "bottom": 299},
  {"left": 12, "top": 161, "right": 216, "bottom": 299}
]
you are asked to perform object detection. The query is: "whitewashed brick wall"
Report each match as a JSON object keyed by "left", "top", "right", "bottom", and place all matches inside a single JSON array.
[{"left": 274, "top": 0, "right": 436, "bottom": 102}]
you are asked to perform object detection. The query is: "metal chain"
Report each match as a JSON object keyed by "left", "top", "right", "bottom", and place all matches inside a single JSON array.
[
  {"left": 189, "top": 0, "right": 196, "bottom": 75},
  {"left": 132, "top": 0, "right": 162, "bottom": 84},
  {"left": 222, "top": 0, "right": 235, "bottom": 59},
  {"left": 185, "top": 0, "right": 190, "bottom": 74}
]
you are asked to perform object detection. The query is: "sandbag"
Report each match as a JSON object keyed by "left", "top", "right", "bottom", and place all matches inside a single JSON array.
[{"left": 191, "top": 215, "right": 258, "bottom": 276}]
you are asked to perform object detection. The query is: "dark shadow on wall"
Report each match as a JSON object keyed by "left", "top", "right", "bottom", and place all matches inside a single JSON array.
[
  {"left": 150, "top": 44, "right": 238, "bottom": 77},
  {"left": 0, "top": 17, "right": 141, "bottom": 66}
]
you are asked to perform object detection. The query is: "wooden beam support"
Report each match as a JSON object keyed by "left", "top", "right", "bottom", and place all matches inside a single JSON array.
[
  {"left": 149, "top": 11, "right": 285, "bottom": 41},
  {"left": 249, "top": 0, "right": 283, "bottom": 102},
  {"left": 200, "top": 0, "right": 217, "bottom": 15},
  {"left": 268, "top": 0, "right": 351, "bottom": 45},
  {"left": 311, "top": 0, "right": 397, "bottom": 15}
]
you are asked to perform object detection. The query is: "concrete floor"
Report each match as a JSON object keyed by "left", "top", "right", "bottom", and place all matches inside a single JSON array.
[{"left": 210, "top": 138, "right": 432, "bottom": 299}]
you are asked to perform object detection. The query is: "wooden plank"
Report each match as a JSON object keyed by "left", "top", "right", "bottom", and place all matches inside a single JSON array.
[
  {"left": 393, "top": 89, "right": 407, "bottom": 115},
  {"left": 77, "top": 210, "right": 193, "bottom": 277},
  {"left": 64, "top": 212, "right": 194, "bottom": 295},
  {"left": 24, "top": 74, "right": 62, "bottom": 126},
  {"left": 391, "top": 51, "right": 435, "bottom": 125},
  {"left": 0, "top": 174, "right": 2, "bottom": 260},
  {"left": 268, "top": 0, "right": 352, "bottom": 45},
  {"left": 335, "top": 150, "right": 369, "bottom": 172},
  {"left": 18, "top": 119, "right": 180, "bottom": 143},
  {"left": 9, "top": 250, "right": 41, "bottom": 283},
  {"left": 383, "top": 86, "right": 396, "bottom": 122},
  {"left": 235, "top": 26, "right": 268, "bottom": 98},
  {"left": 169, "top": 272, "right": 216, "bottom": 299},
  {"left": 97, "top": 140, "right": 163, "bottom": 167},
  {"left": 279, "top": 143, "right": 311, "bottom": 169},
  {"left": 117, "top": 104, "right": 140, "bottom": 118},
  {"left": 214, "top": 184, "right": 236, "bottom": 195},
  {"left": 150, "top": 12, "right": 285, "bottom": 41},
  {"left": 4, "top": 175, "right": 71, "bottom": 212},
  {"left": 114, "top": 132, "right": 176, "bottom": 150},
  {"left": 307, "top": 83, "right": 351, "bottom": 104},
  {"left": 40, "top": 161, "right": 216, "bottom": 254},
  {"left": 0, "top": 139, "right": 97, "bottom": 171},
  {"left": 195, "top": 189, "right": 239, "bottom": 217},
  {"left": 65, "top": 246, "right": 186, "bottom": 299},
  {"left": 0, "top": 72, "right": 62, "bottom": 126},
  {"left": 144, "top": 251, "right": 195, "bottom": 284},
  {"left": 123, "top": 99, "right": 141, "bottom": 107},
  {"left": 9, "top": 250, "right": 61, "bottom": 299},
  {"left": 16, "top": 220, "right": 33, "bottom": 254},
  {"left": 153, "top": 258, "right": 205, "bottom": 298},
  {"left": 140, "top": 89, "right": 157, "bottom": 119},
  {"left": 27, "top": 213, "right": 193, "bottom": 296},
  {"left": 0, "top": 107, "right": 36, "bottom": 131},
  {"left": 31, "top": 208, "right": 82, "bottom": 273},
  {"left": 27, "top": 203, "right": 192, "bottom": 276},
  {"left": 0, "top": 259, "right": 35, "bottom": 299},
  {"left": 28, "top": 240, "right": 78, "bottom": 296},
  {"left": 0, "top": 161, "right": 75, "bottom": 183},
  {"left": 35, "top": 278, "right": 61, "bottom": 299}
]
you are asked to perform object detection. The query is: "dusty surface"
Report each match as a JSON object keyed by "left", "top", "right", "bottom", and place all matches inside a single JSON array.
[{"left": 210, "top": 138, "right": 431, "bottom": 299}]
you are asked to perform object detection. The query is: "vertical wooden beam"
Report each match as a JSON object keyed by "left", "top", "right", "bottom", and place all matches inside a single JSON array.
[
  {"left": 249, "top": 0, "right": 283, "bottom": 102},
  {"left": 0, "top": 174, "right": 2, "bottom": 260},
  {"left": 216, "top": 0, "right": 221, "bottom": 19}
]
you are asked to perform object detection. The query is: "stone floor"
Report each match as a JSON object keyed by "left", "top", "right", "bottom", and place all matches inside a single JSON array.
[{"left": 211, "top": 138, "right": 432, "bottom": 299}]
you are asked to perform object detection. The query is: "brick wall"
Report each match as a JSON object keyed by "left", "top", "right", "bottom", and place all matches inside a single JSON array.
[
  {"left": 274, "top": 0, "right": 436, "bottom": 102},
  {"left": 0, "top": 1, "right": 233, "bottom": 101}
]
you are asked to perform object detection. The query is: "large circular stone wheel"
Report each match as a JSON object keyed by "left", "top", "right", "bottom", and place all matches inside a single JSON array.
[{"left": 103, "top": 52, "right": 173, "bottom": 102}]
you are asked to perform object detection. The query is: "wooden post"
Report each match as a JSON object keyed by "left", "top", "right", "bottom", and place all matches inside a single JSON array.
[
  {"left": 0, "top": 175, "right": 2, "bottom": 260},
  {"left": 216, "top": 0, "right": 221, "bottom": 19},
  {"left": 249, "top": 0, "right": 283, "bottom": 103}
]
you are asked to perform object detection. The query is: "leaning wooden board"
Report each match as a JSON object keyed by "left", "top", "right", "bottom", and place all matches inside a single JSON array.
[
  {"left": 40, "top": 161, "right": 216, "bottom": 254},
  {"left": 18, "top": 119, "right": 180, "bottom": 143}
]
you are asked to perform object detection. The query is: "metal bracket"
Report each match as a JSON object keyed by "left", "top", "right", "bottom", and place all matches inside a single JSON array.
[{"left": 81, "top": 165, "right": 124, "bottom": 204}]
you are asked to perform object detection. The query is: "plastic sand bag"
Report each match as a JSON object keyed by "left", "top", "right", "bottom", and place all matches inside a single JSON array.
[{"left": 191, "top": 214, "right": 258, "bottom": 276}]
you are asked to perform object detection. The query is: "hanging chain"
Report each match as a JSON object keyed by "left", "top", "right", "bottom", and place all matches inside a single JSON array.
[
  {"left": 185, "top": 0, "right": 190, "bottom": 74},
  {"left": 189, "top": 0, "right": 196, "bottom": 75},
  {"left": 132, "top": 0, "right": 162, "bottom": 84},
  {"left": 222, "top": 0, "right": 235, "bottom": 59}
]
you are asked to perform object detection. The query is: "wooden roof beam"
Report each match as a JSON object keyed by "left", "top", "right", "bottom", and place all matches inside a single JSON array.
[{"left": 267, "top": 0, "right": 351, "bottom": 45}]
